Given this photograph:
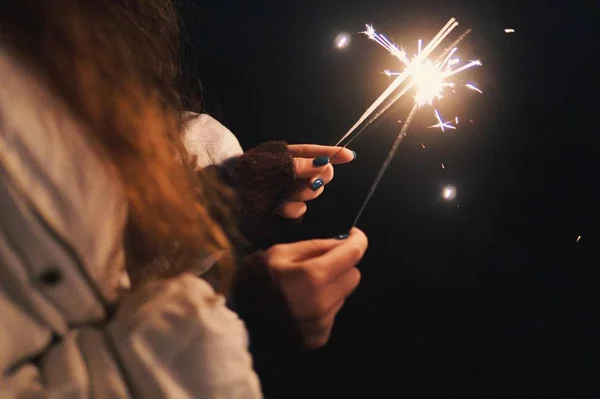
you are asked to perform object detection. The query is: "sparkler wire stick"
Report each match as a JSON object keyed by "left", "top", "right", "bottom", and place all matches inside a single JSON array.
[
  {"left": 335, "top": 83, "right": 414, "bottom": 147},
  {"left": 351, "top": 104, "right": 419, "bottom": 228}
]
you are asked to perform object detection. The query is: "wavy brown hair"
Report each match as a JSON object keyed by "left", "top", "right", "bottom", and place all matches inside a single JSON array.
[{"left": 0, "top": 0, "right": 237, "bottom": 290}]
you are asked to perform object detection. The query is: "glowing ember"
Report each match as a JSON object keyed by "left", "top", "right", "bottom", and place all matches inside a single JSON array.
[
  {"left": 442, "top": 185, "right": 457, "bottom": 200},
  {"left": 335, "top": 33, "right": 351, "bottom": 49}
]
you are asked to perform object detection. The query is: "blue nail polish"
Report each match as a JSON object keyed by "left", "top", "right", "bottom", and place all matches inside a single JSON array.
[
  {"left": 334, "top": 233, "right": 349, "bottom": 240},
  {"left": 313, "top": 156, "right": 330, "bottom": 167},
  {"left": 351, "top": 150, "right": 357, "bottom": 160},
  {"left": 311, "top": 178, "right": 324, "bottom": 191}
]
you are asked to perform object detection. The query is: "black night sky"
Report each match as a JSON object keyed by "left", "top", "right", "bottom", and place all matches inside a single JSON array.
[{"left": 178, "top": 0, "right": 597, "bottom": 397}]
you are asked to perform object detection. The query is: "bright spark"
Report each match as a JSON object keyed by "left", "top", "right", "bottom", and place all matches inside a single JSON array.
[
  {"left": 428, "top": 110, "right": 456, "bottom": 132},
  {"left": 577, "top": 235, "right": 582, "bottom": 242},
  {"left": 420, "top": 142, "right": 426, "bottom": 149},
  {"left": 368, "top": 26, "right": 482, "bottom": 107},
  {"left": 441, "top": 163, "right": 446, "bottom": 169},
  {"left": 465, "top": 83, "right": 483, "bottom": 94},
  {"left": 505, "top": 29, "right": 515, "bottom": 33},
  {"left": 455, "top": 116, "right": 459, "bottom": 124}
]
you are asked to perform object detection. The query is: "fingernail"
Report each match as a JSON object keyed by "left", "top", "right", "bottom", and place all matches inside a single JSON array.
[
  {"left": 311, "top": 178, "right": 324, "bottom": 191},
  {"left": 351, "top": 150, "right": 357, "bottom": 160},
  {"left": 313, "top": 156, "right": 330, "bottom": 167},
  {"left": 334, "top": 233, "right": 349, "bottom": 240}
]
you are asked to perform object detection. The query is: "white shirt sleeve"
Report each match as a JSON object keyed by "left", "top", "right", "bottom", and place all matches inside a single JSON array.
[
  {"left": 182, "top": 113, "right": 244, "bottom": 168},
  {"left": 107, "top": 274, "right": 263, "bottom": 399}
]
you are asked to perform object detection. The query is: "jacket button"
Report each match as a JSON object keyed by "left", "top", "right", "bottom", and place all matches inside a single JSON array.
[{"left": 38, "top": 268, "right": 63, "bottom": 286}]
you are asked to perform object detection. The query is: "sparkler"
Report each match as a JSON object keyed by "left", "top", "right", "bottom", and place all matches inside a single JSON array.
[{"left": 344, "top": 18, "right": 482, "bottom": 228}]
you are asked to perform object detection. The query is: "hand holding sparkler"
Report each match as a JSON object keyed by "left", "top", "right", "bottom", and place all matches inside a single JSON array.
[{"left": 262, "top": 227, "right": 367, "bottom": 348}]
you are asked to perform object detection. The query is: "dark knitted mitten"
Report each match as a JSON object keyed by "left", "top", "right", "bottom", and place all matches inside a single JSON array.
[{"left": 215, "top": 141, "right": 300, "bottom": 245}]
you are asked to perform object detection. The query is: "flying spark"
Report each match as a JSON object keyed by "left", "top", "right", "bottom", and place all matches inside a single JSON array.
[
  {"left": 465, "top": 83, "right": 483, "bottom": 94},
  {"left": 421, "top": 142, "right": 426, "bottom": 149},
  {"left": 505, "top": 29, "right": 515, "bottom": 33},
  {"left": 428, "top": 109, "right": 456, "bottom": 132},
  {"left": 441, "top": 163, "right": 445, "bottom": 169},
  {"left": 577, "top": 235, "right": 582, "bottom": 242}
]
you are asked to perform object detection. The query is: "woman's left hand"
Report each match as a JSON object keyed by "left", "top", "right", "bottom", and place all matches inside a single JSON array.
[{"left": 278, "top": 145, "right": 356, "bottom": 219}]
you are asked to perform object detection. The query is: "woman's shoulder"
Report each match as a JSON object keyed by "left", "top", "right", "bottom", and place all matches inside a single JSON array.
[{"left": 182, "top": 112, "right": 244, "bottom": 168}]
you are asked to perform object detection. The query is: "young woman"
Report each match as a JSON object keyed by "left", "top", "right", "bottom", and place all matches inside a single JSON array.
[{"left": 0, "top": 0, "right": 367, "bottom": 397}]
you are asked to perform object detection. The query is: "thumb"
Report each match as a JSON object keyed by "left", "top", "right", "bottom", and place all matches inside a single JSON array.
[{"left": 271, "top": 237, "right": 347, "bottom": 262}]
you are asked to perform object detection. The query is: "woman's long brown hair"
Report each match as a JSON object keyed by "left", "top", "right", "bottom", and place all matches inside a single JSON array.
[{"left": 0, "top": 0, "right": 237, "bottom": 290}]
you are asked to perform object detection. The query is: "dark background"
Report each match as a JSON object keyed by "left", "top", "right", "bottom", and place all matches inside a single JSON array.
[{"left": 178, "top": 0, "right": 598, "bottom": 397}]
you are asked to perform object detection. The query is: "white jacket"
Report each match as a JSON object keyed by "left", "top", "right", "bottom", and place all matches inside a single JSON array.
[{"left": 0, "top": 46, "right": 260, "bottom": 398}]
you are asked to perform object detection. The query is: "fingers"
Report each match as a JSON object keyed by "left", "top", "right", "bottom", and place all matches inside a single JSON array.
[
  {"left": 266, "top": 228, "right": 367, "bottom": 270},
  {"left": 290, "top": 165, "right": 333, "bottom": 202},
  {"left": 304, "top": 228, "right": 368, "bottom": 282},
  {"left": 303, "top": 323, "right": 334, "bottom": 350},
  {"left": 301, "top": 299, "right": 346, "bottom": 334},
  {"left": 288, "top": 145, "right": 356, "bottom": 165},
  {"left": 301, "top": 299, "right": 345, "bottom": 349},
  {"left": 301, "top": 268, "right": 361, "bottom": 348},
  {"left": 293, "top": 157, "right": 327, "bottom": 179},
  {"left": 276, "top": 201, "right": 307, "bottom": 219},
  {"left": 265, "top": 236, "right": 347, "bottom": 265},
  {"left": 293, "top": 159, "right": 334, "bottom": 182}
]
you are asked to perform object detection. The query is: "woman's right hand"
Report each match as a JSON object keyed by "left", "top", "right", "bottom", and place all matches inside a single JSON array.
[{"left": 262, "top": 228, "right": 368, "bottom": 349}]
